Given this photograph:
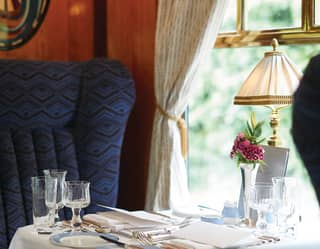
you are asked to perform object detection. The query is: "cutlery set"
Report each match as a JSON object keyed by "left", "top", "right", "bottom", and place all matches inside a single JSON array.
[
  {"left": 79, "top": 219, "right": 281, "bottom": 249},
  {"left": 46, "top": 209, "right": 282, "bottom": 249}
]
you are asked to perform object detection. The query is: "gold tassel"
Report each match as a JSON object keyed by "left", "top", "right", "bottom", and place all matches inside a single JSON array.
[
  {"left": 157, "top": 105, "right": 188, "bottom": 159},
  {"left": 177, "top": 117, "right": 188, "bottom": 159}
]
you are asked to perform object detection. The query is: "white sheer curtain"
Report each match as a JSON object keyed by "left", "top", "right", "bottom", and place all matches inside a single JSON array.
[{"left": 146, "top": 0, "right": 229, "bottom": 211}]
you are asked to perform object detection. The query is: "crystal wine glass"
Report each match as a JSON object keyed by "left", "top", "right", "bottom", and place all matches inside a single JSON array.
[
  {"left": 248, "top": 184, "right": 274, "bottom": 234},
  {"left": 272, "top": 177, "right": 297, "bottom": 234},
  {"left": 44, "top": 175, "right": 58, "bottom": 227},
  {"left": 63, "top": 181, "right": 90, "bottom": 230},
  {"left": 43, "top": 169, "right": 67, "bottom": 222}
]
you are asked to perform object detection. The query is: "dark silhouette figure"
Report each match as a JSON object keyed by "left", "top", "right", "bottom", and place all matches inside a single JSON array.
[{"left": 292, "top": 54, "right": 320, "bottom": 204}]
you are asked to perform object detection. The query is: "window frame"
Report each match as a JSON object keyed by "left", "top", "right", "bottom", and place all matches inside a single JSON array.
[
  {"left": 215, "top": 0, "right": 320, "bottom": 48},
  {"left": 186, "top": 0, "right": 320, "bottom": 212}
]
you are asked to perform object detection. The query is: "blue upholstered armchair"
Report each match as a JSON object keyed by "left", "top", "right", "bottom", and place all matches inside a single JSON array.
[{"left": 0, "top": 58, "right": 135, "bottom": 248}]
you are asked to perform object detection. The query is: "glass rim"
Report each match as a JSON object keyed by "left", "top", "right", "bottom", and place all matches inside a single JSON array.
[
  {"left": 31, "top": 175, "right": 52, "bottom": 180},
  {"left": 43, "top": 169, "right": 67, "bottom": 173},
  {"left": 31, "top": 175, "right": 58, "bottom": 185},
  {"left": 64, "top": 180, "right": 90, "bottom": 185}
]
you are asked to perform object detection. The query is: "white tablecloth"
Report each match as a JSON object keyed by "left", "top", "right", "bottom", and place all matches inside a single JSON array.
[
  {"left": 9, "top": 225, "right": 69, "bottom": 249},
  {"left": 8, "top": 225, "right": 122, "bottom": 249},
  {"left": 8, "top": 222, "right": 320, "bottom": 249}
]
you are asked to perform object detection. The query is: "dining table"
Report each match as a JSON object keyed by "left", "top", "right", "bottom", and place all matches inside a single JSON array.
[{"left": 8, "top": 210, "right": 320, "bottom": 249}]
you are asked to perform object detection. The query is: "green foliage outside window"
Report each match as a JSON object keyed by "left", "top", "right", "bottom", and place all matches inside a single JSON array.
[{"left": 188, "top": 1, "right": 320, "bottom": 215}]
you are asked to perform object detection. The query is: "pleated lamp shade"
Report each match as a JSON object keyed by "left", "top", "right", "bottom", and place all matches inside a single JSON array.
[{"left": 234, "top": 39, "right": 302, "bottom": 106}]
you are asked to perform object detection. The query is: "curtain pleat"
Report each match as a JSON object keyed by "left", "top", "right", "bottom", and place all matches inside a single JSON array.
[{"left": 146, "top": 0, "right": 229, "bottom": 210}]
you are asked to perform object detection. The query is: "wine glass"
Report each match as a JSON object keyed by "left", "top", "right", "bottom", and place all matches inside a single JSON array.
[
  {"left": 248, "top": 184, "right": 274, "bottom": 234},
  {"left": 43, "top": 169, "right": 67, "bottom": 222},
  {"left": 63, "top": 181, "right": 90, "bottom": 230},
  {"left": 272, "top": 177, "right": 297, "bottom": 234},
  {"left": 44, "top": 175, "right": 58, "bottom": 227}
]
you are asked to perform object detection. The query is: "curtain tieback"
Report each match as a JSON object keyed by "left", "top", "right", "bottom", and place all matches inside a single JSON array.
[{"left": 157, "top": 105, "right": 187, "bottom": 159}]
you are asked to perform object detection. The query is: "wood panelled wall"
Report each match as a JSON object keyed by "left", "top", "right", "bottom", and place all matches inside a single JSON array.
[
  {"left": 107, "top": 0, "right": 157, "bottom": 210},
  {"left": 0, "top": 0, "right": 157, "bottom": 210},
  {"left": 0, "top": 0, "right": 95, "bottom": 61}
]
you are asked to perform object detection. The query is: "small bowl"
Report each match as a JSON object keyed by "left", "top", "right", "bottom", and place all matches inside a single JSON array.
[{"left": 201, "top": 215, "right": 223, "bottom": 224}]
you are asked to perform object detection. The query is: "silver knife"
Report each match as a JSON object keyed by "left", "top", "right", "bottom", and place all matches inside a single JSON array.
[{"left": 99, "top": 234, "right": 126, "bottom": 247}]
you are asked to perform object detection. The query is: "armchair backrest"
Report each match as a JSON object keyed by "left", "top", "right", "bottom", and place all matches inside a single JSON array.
[{"left": 0, "top": 58, "right": 135, "bottom": 247}]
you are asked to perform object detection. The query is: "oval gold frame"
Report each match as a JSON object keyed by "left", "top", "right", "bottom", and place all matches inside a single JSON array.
[{"left": 0, "top": 0, "right": 50, "bottom": 50}]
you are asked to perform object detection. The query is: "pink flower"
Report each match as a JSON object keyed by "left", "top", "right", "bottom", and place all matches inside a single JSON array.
[
  {"left": 230, "top": 136, "right": 264, "bottom": 164},
  {"left": 238, "top": 132, "right": 245, "bottom": 139},
  {"left": 230, "top": 113, "right": 265, "bottom": 166}
]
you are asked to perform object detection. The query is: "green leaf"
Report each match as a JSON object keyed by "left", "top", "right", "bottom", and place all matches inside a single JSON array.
[
  {"left": 246, "top": 121, "right": 253, "bottom": 136},
  {"left": 250, "top": 112, "right": 257, "bottom": 129},
  {"left": 257, "top": 138, "right": 266, "bottom": 144},
  {"left": 259, "top": 160, "right": 266, "bottom": 166},
  {"left": 255, "top": 127, "right": 262, "bottom": 137},
  {"left": 255, "top": 121, "right": 265, "bottom": 130},
  {"left": 244, "top": 130, "right": 250, "bottom": 138}
]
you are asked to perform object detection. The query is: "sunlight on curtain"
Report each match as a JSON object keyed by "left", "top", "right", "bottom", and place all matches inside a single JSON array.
[{"left": 145, "top": 0, "right": 229, "bottom": 211}]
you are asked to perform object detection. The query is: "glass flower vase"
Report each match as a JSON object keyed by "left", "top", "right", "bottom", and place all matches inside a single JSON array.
[{"left": 239, "top": 163, "right": 260, "bottom": 225}]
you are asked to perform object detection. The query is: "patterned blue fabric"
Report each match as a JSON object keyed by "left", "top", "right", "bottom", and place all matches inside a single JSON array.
[{"left": 0, "top": 58, "right": 135, "bottom": 248}]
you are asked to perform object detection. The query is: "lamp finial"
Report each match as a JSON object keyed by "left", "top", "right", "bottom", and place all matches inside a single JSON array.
[{"left": 271, "top": 38, "right": 279, "bottom": 51}]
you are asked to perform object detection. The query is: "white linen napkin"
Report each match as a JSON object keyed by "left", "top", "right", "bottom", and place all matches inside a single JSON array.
[
  {"left": 96, "top": 211, "right": 168, "bottom": 227},
  {"left": 172, "top": 221, "right": 258, "bottom": 248},
  {"left": 83, "top": 211, "right": 169, "bottom": 232},
  {"left": 83, "top": 213, "right": 129, "bottom": 231}
]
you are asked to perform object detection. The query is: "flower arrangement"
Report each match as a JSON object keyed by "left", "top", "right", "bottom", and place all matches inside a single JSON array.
[{"left": 230, "top": 112, "right": 265, "bottom": 168}]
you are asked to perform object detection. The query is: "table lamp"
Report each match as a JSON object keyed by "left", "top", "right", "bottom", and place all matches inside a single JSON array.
[{"left": 233, "top": 38, "right": 302, "bottom": 146}]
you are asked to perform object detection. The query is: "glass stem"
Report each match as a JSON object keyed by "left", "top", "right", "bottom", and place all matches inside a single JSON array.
[
  {"left": 256, "top": 210, "right": 267, "bottom": 233},
  {"left": 71, "top": 208, "right": 82, "bottom": 230},
  {"left": 48, "top": 208, "right": 56, "bottom": 227},
  {"left": 55, "top": 207, "right": 59, "bottom": 220}
]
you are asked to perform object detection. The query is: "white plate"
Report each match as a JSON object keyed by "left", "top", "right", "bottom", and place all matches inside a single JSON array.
[{"left": 50, "top": 231, "right": 110, "bottom": 248}]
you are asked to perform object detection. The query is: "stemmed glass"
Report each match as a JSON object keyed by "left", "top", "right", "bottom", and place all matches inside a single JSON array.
[
  {"left": 43, "top": 169, "right": 67, "bottom": 222},
  {"left": 272, "top": 177, "right": 297, "bottom": 234},
  {"left": 44, "top": 175, "right": 58, "bottom": 227},
  {"left": 63, "top": 181, "right": 90, "bottom": 230},
  {"left": 248, "top": 184, "right": 274, "bottom": 234}
]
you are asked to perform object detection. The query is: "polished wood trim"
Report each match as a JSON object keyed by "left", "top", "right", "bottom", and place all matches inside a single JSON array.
[
  {"left": 237, "top": 0, "right": 245, "bottom": 32},
  {"left": 216, "top": 0, "right": 320, "bottom": 48},
  {"left": 94, "top": 0, "right": 106, "bottom": 57},
  {"left": 68, "top": 0, "right": 94, "bottom": 60},
  {"left": 107, "top": 0, "right": 157, "bottom": 210},
  {"left": 216, "top": 29, "right": 320, "bottom": 48}
]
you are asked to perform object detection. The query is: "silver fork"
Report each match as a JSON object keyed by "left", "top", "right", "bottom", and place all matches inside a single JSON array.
[
  {"left": 132, "top": 231, "right": 154, "bottom": 246},
  {"left": 133, "top": 230, "right": 175, "bottom": 245},
  {"left": 131, "top": 217, "right": 193, "bottom": 245}
]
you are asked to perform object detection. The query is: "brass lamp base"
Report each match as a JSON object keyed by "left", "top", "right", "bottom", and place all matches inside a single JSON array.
[{"left": 266, "top": 105, "right": 289, "bottom": 147}]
